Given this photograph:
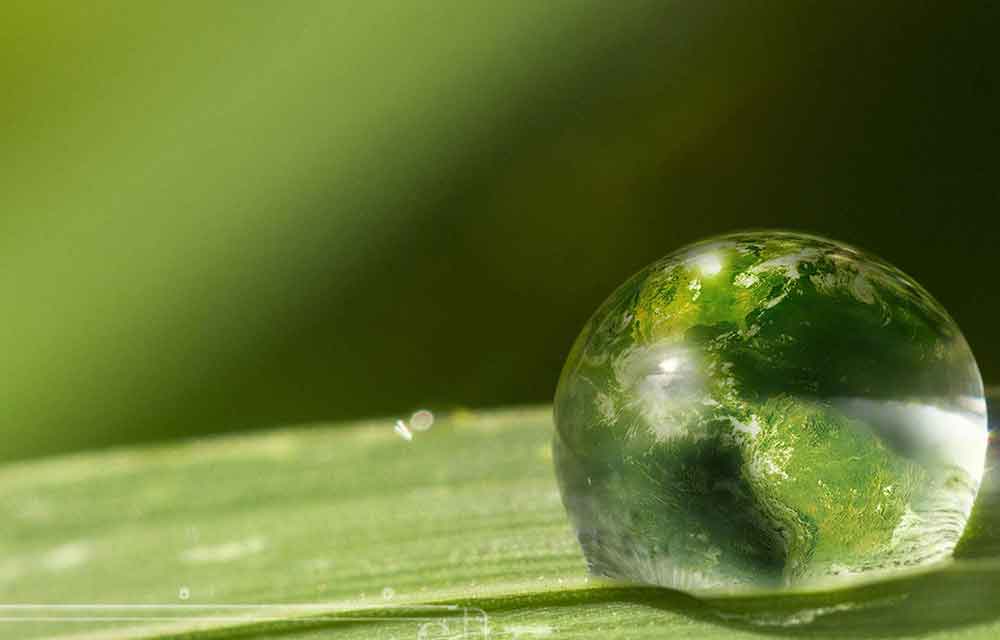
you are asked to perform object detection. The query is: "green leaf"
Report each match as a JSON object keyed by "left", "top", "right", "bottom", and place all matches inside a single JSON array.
[{"left": 2, "top": 401, "right": 998, "bottom": 639}]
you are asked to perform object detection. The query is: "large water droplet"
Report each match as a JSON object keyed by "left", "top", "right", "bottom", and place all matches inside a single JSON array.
[{"left": 554, "top": 231, "right": 987, "bottom": 593}]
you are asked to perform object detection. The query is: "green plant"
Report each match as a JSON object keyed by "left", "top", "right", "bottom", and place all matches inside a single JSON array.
[{"left": 2, "top": 405, "right": 997, "bottom": 639}]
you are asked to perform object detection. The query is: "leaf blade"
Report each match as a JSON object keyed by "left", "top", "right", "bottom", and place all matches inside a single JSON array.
[{"left": 2, "top": 402, "right": 999, "bottom": 639}]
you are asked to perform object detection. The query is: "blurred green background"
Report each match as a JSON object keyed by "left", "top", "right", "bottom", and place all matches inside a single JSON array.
[{"left": 1, "top": 1, "right": 997, "bottom": 462}]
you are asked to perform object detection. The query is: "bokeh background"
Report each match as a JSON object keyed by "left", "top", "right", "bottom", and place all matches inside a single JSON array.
[{"left": 2, "top": 1, "right": 997, "bottom": 462}]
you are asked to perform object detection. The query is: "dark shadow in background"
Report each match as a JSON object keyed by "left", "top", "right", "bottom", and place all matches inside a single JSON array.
[{"left": 199, "top": 2, "right": 998, "bottom": 444}]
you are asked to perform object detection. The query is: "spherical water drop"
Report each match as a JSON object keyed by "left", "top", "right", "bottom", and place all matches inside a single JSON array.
[
  {"left": 410, "top": 410, "right": 435, "bottom": 431},
  {"left": 553, "top": 231, "right": 987, "bottom": 593}
]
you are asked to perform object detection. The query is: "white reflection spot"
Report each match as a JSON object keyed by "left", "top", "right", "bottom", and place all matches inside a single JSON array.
[
  {"left": 180, "top": 536, "right": 266, "bottom": 564},
  {"left": 658, "top": 357, "right": 682, "bottom": 374},
  {"left": 393, "top": 420, "right": 413, "bottom": 441},
  {"left": 42, "top": 542, "right": 91, "bottom": 572},
  {"left": 694, "top": 253, "right": 723, "bottom": 276},
  {"left": 833, "top": 398, "right": 988, "bottom": 480}
]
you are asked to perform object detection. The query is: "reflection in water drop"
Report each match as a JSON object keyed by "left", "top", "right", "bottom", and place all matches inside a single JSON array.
[{"left": 554, "top": 231, "right": 988, "bottom": 593}]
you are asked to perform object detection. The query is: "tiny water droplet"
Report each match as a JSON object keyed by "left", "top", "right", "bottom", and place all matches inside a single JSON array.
[
  {"left": 382, "top": 587, "right": 395, "bottom": 600},
  {"left": 178, "top": 586, "right": 190, "bottom": 600},
  {"left": 410, "top": 409, "right": 435, "bottom": 431},
  {"left": 393, "top": 420, "right": 413, "bottom": 441}
]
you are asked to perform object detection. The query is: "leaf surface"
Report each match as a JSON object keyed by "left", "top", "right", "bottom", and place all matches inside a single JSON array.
[{"left": 2, "top": 399, "right": 999, "bottom": 639}]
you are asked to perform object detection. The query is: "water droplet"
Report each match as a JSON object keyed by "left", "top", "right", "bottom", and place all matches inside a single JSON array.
[
  {"left": 410, "top": 409, "right": 435, "bottom": 431},
  {"left": 382, "top": 586, "right": 395, "bottom": 600},
  {"left": 178, "top": 586, "right": 190, "bottom": 600},
  {"left": 393, "top": 420, "right": 413, "bottom": 441},
  {"left": 554, "top": 231, "right": 988, "bottom": 593}
]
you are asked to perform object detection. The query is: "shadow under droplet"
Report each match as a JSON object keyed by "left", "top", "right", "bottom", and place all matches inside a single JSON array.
[{"left": 699, "top": 559, "right": 1000, "bottom": 637}]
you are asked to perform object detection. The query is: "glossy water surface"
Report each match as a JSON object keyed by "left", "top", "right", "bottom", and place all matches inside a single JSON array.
[{"left": 554, "top": 231, "right": 988, "bottom": 593}]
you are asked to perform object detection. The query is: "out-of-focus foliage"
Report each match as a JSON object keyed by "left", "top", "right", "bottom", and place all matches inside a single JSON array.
[{"left": 0, "top": 2, "right": 996, "bottom": 461}]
